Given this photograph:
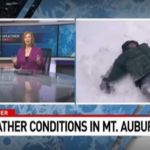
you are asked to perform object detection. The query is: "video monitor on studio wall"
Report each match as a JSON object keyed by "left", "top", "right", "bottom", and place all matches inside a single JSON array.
[
  {"left": 0, "top": 26, "right": 2, "bottom": 56},
  {"left": 58, "top": 24, "right": 76, "bottom": 58},
  {"left": 1, "top": 25, "right": 58, "bottom": 57}
]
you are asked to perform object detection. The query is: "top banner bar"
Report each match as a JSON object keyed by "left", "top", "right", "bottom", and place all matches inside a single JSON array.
[{"left": 0, "top": 0, "right": 150, "bottom": 18}]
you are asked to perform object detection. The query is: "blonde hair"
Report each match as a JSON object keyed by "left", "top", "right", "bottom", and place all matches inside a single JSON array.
[{"left": 22, "top": 32, "right": 35, "bottom": 47}]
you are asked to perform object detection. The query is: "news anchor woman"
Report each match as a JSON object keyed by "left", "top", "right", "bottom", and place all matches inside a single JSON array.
[{"left": 12, "top": 32, "right": 44, "bottom": 71}]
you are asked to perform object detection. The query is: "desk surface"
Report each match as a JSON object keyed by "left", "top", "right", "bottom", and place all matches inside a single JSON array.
[{"left": 0, "top": 69, "right": 75, "bottom": 103}]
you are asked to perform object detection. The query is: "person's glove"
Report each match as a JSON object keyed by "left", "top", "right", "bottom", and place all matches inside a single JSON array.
[{"left": 100, "top": 77, "right": 114, "bottom": 94}]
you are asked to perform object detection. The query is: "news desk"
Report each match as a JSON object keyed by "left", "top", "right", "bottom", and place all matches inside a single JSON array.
[{"left": 0, "top": 69, "right": 75, "bottom": 103}]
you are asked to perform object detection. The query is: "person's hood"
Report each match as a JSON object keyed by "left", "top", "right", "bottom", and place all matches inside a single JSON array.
[{"left": 121, "top": 40, "right": 139, "bottom": 52}]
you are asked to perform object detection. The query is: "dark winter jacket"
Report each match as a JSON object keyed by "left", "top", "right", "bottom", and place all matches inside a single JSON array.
[{"left": 106, "top": 43, "right": 150, "bottom": 86}]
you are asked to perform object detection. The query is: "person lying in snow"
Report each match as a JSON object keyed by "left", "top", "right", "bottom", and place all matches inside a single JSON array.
[{"left": 100, "top": 40, "right": 150, "bottom": 98}]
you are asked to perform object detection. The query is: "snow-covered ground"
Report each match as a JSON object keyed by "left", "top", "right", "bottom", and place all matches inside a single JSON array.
[{"left": 76, "top": 19, "right": 150, "bottom": 103}]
